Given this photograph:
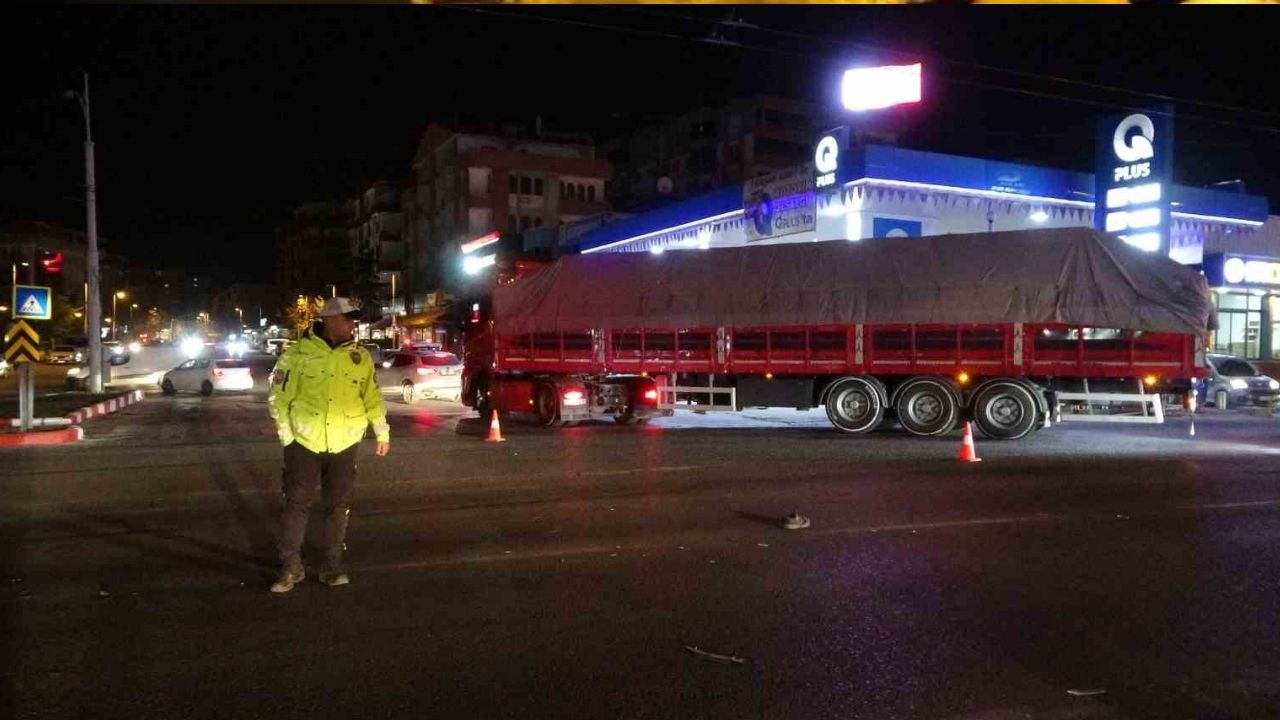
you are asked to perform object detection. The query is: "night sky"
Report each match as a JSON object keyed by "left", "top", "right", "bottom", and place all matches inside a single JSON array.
[{"left": 3, "top": 6, "right": 1277, "bottom": 283}]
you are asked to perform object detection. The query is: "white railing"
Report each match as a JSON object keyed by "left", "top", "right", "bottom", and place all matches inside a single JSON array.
[
  {"left": 1053, "top": 391, "right": 1165, "bottom": 424},
  {"left": 658, "top": 385, "right": 737, "bottom": 413}
]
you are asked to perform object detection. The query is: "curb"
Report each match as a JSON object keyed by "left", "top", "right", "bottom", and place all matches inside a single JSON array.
[
  {"left": 1, "top": 389, "right": 146, "bottom": 428},
  {"left": 64, "top": 389, "right": 146, "bottom": 425},
  {"left": 0, "top": 425, "right": 85, "bottom": 447}
]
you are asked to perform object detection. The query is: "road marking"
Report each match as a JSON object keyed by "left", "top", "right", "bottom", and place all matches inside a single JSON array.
[
  {"left": 1175, "top": 498, "right": 1280, "bottom": 511},
  {"left": 810, "top": 514, "right": 1065, "bottom": 537}
]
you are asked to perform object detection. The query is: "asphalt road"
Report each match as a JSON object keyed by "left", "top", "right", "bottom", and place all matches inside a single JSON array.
[{"left": 2, "top": 391, "right": 1279, "bottom": 719}]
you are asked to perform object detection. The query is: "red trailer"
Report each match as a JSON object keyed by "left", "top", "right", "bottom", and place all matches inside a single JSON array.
[{"left": 463, "top": 228, "right": 1212, "bottom": 439}]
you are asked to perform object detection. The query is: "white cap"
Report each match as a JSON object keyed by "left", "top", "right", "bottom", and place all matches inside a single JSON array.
[{"left": 318, "top": 297, "right": 361, "bottom": 318}]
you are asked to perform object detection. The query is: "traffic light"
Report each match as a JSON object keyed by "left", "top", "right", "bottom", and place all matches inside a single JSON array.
[{"left": 40, "top": 251, "right": 63, "bottom": 275}]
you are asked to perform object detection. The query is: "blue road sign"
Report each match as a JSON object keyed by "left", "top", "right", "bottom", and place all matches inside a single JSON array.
[{"left": 13, "top": 285, "right": 53, "bottom": 320}]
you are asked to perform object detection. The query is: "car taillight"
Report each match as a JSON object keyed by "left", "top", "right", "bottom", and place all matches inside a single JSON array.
[
  {"left": 643, "top": 388, "right": 658, "bottom": 403},
  {"left": 417, "top": 367, "right": 436, "bottom": 376}
]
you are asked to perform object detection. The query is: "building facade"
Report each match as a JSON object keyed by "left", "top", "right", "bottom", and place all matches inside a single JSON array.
[
  {"left": 603, "top": 95, "right": 895, "bottom": 211},
  {"left": 401, "top": 124, "right": 611, "bottom": 343},
  {"left": 346, "top": 181, "right": 404, "bottom": 320}
]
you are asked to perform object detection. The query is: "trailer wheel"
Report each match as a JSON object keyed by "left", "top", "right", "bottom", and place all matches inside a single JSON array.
[
  {"left": 971, "top": 381, "right": 1038, "bottom": 440},
  {"left": 536, "top": 384, "right": 565, "bottom": 427},
  {"left": 894, "top": 378, "right": 959, "bottom": 436},
  {"left": 824, "top": 377, "right": 883, "bottom": 434}
]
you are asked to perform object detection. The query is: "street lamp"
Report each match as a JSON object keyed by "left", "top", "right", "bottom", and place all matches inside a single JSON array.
[
  {"left": 65, "top": 72, "right": 105, "bottom": 393},
  {"left": 326, "top": 284, "right": 337, "bottom": 298},
  {"left": 112, "top": 290, "right": 126, "bottom": 340},
  {"left": 130, "top": 303, "right": 138, "bottom": 333},
  {"left": 235, "top": 306, "right": 243, "bottom": 327}
]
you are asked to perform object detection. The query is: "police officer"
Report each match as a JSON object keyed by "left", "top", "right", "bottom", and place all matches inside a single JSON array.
[{"left": 267, "top": 297, "right": 390, "bottom": 593}]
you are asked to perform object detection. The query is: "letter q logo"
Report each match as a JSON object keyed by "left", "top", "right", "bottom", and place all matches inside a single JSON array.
[
  {"left": 814, "top": 135, "right": 840, "bottom": 174},
  {"left": 1113, "top": 113, "right": 1155, "bottom": 163}
]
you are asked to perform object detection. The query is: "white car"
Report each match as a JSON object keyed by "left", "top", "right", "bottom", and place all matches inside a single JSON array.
[
  {"left": 161, "top": 358, "right": 254, "bottom": 396},
  {"left": 376, "top": 351, "right": 463, "bottom": 403}
]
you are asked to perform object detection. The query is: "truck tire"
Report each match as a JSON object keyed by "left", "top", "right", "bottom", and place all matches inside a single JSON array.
[
  {"left": 824, "top": 376, "right": 883, "bottom": 434},
  {"left": 536, "top": 384, "right": 565, "bottom": 427},
  {"left": 474, "top": 383, "right": 491, "bottom": 419},
  {"left": 971, "top": 381, "right": 1038, "bottom": 440},
  {"left": 894, "top": 378, "right": 959, "bottom": 436}
]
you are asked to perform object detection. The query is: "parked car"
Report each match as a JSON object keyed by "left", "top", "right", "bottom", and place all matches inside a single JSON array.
[
  {"left": 1198, "top": 353, "right": 1280, "bottom": 409},
  {"left": 362, "top": 343, "right": 387, "bottom": 366},
  {"left": 375, "top": 350, "right": 463, "bottom": 403},
  {"left": 45, "top": 345, "right": 82, "bottom": 364},
  {"left": 161, "top": 358, "right": 254, "bottom": 396}
]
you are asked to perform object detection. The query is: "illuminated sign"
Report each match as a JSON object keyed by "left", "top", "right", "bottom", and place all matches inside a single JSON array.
[
  {"left": 1201, "top": 254, "right": 1280, "bottom": 288},
  {"left": 813, "top": 126, "right": 848, "bottom": 191},
  {"left": 1095, "top": 107, "right": 1173, "bottom": 255},
  {"left": 841, "top": 63, "right": 922, "bottom": 112},
  {"left": 461, "top": 231, "right": 500, "bottom": 255}
]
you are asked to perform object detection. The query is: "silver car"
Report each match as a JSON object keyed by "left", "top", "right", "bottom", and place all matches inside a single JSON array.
[
  {"left": 376, "top": 351, "right": 463, "bottom": 403},
  {"left": 1200, "top": 353, "right": 1280, "bottom": 409}
]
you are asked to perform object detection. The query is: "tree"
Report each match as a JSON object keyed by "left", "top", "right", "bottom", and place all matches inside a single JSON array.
[
  {"left": 350, "top": 247, "right": 384, "bottom": 319},
  {"left": 140, "top": 307, "right": 171, "bottom": 338},
  {"left": 283, "top": 295, "right": 324, "bottom": 335},
  {"left": 48, "top": 292, "right": 86, "bottom": 343}
]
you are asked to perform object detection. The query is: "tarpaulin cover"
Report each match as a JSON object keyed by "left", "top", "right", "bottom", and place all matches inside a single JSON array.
[{"left": 493, "top": 227, "right": 1213, "bottom": 337}]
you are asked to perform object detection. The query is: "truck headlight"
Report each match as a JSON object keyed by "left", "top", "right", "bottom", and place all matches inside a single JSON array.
[
  {"left": 1270, "top": 379, "right": 1279, "bottom": 390},
  {"left": 1229, "top": 378, "right": 1249, "bottom": 390}
]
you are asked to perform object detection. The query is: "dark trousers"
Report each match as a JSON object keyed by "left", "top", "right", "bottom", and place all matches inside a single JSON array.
[{"left": 278, "top": 442, "right": 358, "bottom": 568}]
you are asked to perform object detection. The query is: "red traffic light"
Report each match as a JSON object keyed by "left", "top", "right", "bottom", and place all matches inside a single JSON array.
[{"left": 41, "top": 251, "right": 63, "bottom": 274}]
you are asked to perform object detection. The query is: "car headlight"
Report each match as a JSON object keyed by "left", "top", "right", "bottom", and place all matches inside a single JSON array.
[
  {"left": 1229, "top": 378, "right": 1249, "bottom": 390},
  {"left": 1270, "top": 379, "right": 1279, "bottom": 391},
  {"left": 128, "top": 342, "right": 142, "bottom": 353}
]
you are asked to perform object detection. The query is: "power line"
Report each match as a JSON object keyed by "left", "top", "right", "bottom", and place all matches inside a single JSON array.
[
  {"left": 605, "top": 5, "right": 1280, "bottom": 121},
  {"left": 433, "top": 5, "right": 1280, "bottom": 138}
]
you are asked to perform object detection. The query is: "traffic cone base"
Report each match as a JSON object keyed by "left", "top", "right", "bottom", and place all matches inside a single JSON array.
[
  {"left": 484, "top": 409, "right": 506, "bottom": 443},
  {"left": 958, "top": 421, "right": 982, "bottom": 462}
]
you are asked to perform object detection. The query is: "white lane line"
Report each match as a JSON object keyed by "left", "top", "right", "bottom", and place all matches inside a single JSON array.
[
  {"left": 1175, "top": 498, "right": 1280, "bottom": 511},
  {"left": 810, "top": 514, "right": 1065, "bottom": 537}
]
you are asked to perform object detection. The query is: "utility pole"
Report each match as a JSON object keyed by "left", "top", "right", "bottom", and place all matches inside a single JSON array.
[{"left": 67, "top": 73, "right": 104, "bottom": 393}]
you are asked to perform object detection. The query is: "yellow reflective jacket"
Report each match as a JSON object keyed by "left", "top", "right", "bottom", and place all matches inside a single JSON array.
[{"left": 268, "top": 326, "right": 389, "bottom": 453}]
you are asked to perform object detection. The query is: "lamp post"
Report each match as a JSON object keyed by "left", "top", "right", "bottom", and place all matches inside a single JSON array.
[
  {"left": 65, "top": 73, "right": 104, "bottom": 393},
  {"left": 235, "top": 306, "right": 243, "bottom": 328},
  {"left": 130, "top": 303, "right": 137, "bottom": 334},
  {"left": 112, "top": 291, "right": 126, "bottom": 340},
  {"left": 327, "top": 284, "right": 337, "bottom": 298}
]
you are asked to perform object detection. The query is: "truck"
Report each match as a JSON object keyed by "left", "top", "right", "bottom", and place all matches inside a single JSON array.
[{"left": 461, "top": 227, "right": 1213, "bottom": 440}]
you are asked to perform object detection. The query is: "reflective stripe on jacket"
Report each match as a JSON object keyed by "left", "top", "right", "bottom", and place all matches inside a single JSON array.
[{"left": 268, "top": 326, "right": 389, "bottom": 453}]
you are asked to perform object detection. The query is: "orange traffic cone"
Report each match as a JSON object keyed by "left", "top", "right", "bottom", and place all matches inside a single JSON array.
[
  {"left": 958, "top": 421, "right": 982, "bottom": 462},
  {"left": 484, "top": 409, "right": 506, "bottom": 443}
]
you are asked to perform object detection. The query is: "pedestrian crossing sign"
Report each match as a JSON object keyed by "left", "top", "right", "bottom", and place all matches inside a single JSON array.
[{"left": 13, "top": 285, "right": 52, "bottom": 320}]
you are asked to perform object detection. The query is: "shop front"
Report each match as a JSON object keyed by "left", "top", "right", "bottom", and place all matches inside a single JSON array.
[{"left": 1202, "top": 254, "right": 1280, "bottom": 369}]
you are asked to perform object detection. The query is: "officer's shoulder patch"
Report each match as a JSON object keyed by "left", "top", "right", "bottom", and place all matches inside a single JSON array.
[{"left": 350, "top": 350, "right": 362, "bottom": 365}]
